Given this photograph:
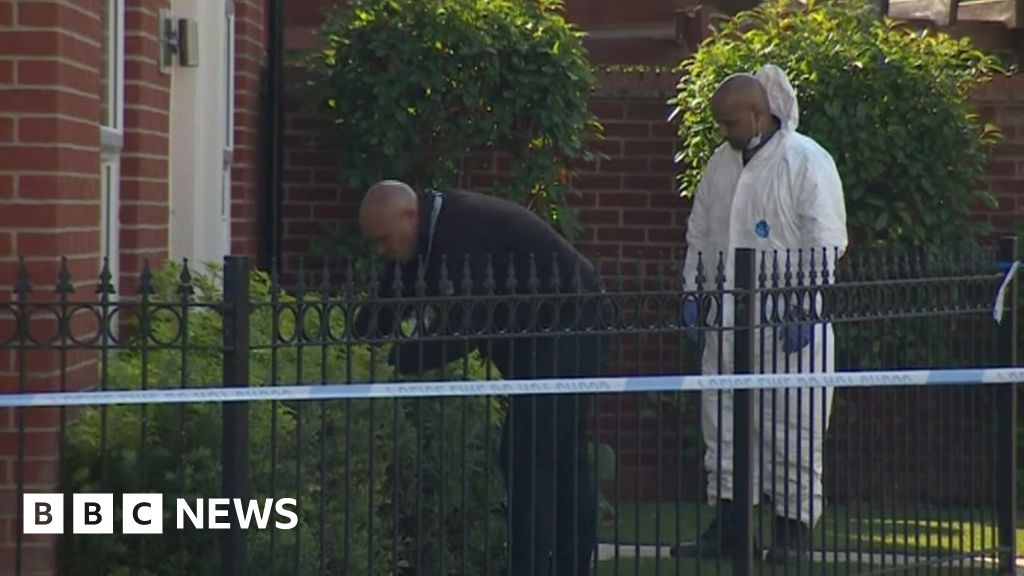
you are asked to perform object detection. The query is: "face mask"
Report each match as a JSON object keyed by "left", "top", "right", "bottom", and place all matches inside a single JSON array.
[{"left": 746, "top": 112, "right": 763, "bottom": 150}]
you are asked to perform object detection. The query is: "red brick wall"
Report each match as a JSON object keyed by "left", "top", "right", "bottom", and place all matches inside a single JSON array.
[
  {"left": 0, "top": 2, "right": 103, "bottom": 573},
  {"left": 119, "top": 0, "right": 171, "bottom": 295},
  {"left": 280, "top": 0, "right": 698, "bottom": 65},
  {"left": 0, "top": 0, "right": 269, "bottom": 570},
  {"left": 279, "top": 101, "right": 345, "bottom": 272},
  {"left": 570, "top": 74, "right": 688, "bottom": 273},
  {"left": 231, "top": 0, "right": 265, "bottom": 259},
  {"left": 283, "top": 74, "right": 1024, "bottom": 264},
  {"left": 277, "top": 68, "right": 1024, "bottom": 273},
  {"left": 282, "top": 0, "right": 332, "bottom": 28},
  {"left": 277, "top": 71, "right": 687, "bottom": 276},
  {"left": 0, "top": 1, "right": 103, "bottom": 286},
  {"left": 975, "top": 74, "right": 1024, "bottom": 233}
]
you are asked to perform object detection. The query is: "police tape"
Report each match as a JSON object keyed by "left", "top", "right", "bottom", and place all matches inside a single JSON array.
[
  {"left": 994, "top": 260, "right": 1020, "bottom": 324},
  {"left": 1, "top": 368, "right": 1023, "bottom": 408}
]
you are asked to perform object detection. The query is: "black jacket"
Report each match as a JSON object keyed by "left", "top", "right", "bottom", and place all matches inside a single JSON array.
[{"left": 352, "top": 188, "right": 609, "bottom": 378}]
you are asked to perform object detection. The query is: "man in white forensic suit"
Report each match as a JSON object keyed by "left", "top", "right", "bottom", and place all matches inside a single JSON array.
[{"left": 673, "top": 64, "right": 849, "bottom": 562}]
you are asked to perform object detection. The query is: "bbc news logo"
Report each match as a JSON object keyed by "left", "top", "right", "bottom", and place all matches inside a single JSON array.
[{"left": 23, "top": 494, "right": 298, "bottom": 534}]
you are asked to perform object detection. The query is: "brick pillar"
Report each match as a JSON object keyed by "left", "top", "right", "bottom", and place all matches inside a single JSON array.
[
  {"left": 0, "top": 1, "right": 103, "bottom": 574},
  {"left": 119, "top": 0, "right": 171, "bottom": 295},
  {"left": 231, "top": 0, "right": 266, "bottom": 260}
]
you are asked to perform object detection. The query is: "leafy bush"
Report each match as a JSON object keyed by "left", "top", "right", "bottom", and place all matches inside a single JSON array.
[
  {"left": 670, "top": 0, "right": 1004, "bottom": 249},
  {"left": 305, "top": 0, "right": 600, "bottom": 240},
  {"left": 64, "top": 261, "right": 507, "bottom": 575}
]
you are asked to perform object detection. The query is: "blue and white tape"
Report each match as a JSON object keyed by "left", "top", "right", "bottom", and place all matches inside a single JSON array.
[
  {"left": 994, "top": 260, "right": 1020, "bottom": 324},
  {"left": 0, "top": 368, "right": 1022, "bottom": 408}
]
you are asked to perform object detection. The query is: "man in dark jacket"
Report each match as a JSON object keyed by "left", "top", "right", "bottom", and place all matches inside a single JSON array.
[{"left": 354, "top": 180, "right": 609, "bottom": 576}]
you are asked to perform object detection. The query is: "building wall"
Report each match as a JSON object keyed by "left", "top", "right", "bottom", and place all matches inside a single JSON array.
[
  {"left": 276, "top": 69, "right": 1024, "bottom": 278},
  {"left": 120, "top": 0, "right": 171, "bottom": 295},
  {"left": 0, "top": 1, "right": 104, "bottom": 572},
  {"left": 118, "top": 0, "right": 264, "bottom": 291},
  {"left": 0, "top": 1, "right": 103, "bottom": 287},
  {"left": 231, "top": 0, "right": 265, "bottom": 259},
  {"left": 975, "top": 74, "right": 1024, "bottom": 230},
  {"left": 0, "top": 0, "right": 266, "bottom": 571},
  {"left": 0, "top": 0, "right": 267, "bottom": 347},
  {"left": 278, "top": 2, "right": 1024, "bottom": 280}
]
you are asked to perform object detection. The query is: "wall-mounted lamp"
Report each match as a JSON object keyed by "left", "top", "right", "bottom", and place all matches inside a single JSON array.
[{"left": 159, "top": 9, "right": 200, "bottom": 74}]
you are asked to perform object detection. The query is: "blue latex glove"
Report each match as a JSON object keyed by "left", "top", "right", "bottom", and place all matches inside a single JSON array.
[
  {"left": 780, "top": 324, "right": 812, "bottom": 354},
  {"left": 681, "top": 296, "right": 703, "bottom": 344},
  {"left": 682, "top": 297, "right": 698, "bottom": 325}
]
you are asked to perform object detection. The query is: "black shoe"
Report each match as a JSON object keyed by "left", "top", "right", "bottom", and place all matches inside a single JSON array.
[
  {"left": 766, "top": 515, "right": 811, "bottom": 563},
  {"left": 670, "top": 501, "right": 748, "bottom": 558}
]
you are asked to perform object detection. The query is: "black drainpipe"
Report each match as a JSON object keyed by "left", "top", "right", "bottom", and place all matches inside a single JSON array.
[{"left": 260, "top": 0, "right": 284, "bottom": 270}]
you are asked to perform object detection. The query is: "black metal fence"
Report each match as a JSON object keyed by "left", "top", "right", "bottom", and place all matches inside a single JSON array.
[{"left": 0, "top": 237, "right": 1019, "bottom": 576}]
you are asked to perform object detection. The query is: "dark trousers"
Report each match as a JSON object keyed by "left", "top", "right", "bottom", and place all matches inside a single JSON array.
[
  {"left": 499, "top": 393, "right": 597, "bottom": 576},
  {"left": 498, "top": 330, "right": 606, "bottom": 576}
]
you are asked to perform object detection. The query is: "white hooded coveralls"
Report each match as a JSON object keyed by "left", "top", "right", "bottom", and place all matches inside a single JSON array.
[{"left": 682, "top": 65, "right": 849, "bottom": 528}]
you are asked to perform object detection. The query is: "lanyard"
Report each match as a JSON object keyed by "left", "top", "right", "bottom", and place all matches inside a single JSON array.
[{"left": 425, "top": 192, "right": 443, "bottom": 263}]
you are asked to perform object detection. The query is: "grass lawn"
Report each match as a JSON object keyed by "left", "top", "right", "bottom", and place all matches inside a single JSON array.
[
  {"left": 591, "top": 502, "right": 1020, "bottom": 575},
  {"left": 592, "top": 557, "right": 1000, "bottom": 575}
]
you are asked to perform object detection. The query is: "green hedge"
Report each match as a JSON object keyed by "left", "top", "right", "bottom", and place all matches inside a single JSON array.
[
  {"left": 304, "top": 0, "right": 599, "bottom": 248},
  {"left": 670, "top": 0, "right": 1004, "bottom": 250},
  {"left": 64, "top": 262, "right": 506, "bottom": 575}
]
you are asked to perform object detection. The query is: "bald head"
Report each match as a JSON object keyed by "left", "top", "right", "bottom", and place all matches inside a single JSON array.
[
  {"left": 359, "top": 180, "right": 421, "bottom": 263},
  {"left": 361, "top": 180, "right": 418, "bottom": 221},
  {"left": 710, "top": 74, "right": 774, "bottom": 151},
  {"left": 712, "top": 74, "right": 770, "bottom": 114}
]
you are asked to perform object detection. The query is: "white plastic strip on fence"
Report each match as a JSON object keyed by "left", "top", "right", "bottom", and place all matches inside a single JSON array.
[{"left": 0, "top": 367, "right": 1022, "bottom": 408}]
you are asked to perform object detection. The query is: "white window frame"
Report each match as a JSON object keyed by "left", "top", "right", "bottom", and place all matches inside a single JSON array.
[{"left": 100, "top": 0, "right": 124, "bottom": 293}]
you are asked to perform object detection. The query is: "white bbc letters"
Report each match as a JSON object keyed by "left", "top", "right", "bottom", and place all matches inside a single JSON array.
[{"left": 208, "top": 498, "right": 231, "bottom": 529}]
